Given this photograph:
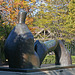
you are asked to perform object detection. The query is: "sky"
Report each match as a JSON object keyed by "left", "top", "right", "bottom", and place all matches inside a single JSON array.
[{"left": 29, "top": 0, "right": 47, "bottom": 16}]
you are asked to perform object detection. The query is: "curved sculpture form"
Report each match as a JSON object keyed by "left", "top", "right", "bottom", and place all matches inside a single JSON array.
[
  {"left": 34, "top": 40, "right": 58, "bottom": 65},
  {"left": 34, "top": 40, "right": 72, "bottom": 66},
  {"left": 4, "top": 10, "right": 40, "bottom": 69},
  {"left": 54, "top": 40, "right": 72, "bottom": 66}
]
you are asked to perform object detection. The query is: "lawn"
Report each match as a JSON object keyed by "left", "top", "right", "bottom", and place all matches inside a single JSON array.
[
  {"left": 42, "top": 55, "right": 75, "bottom": 64},
  {"left": 72, "top": 56, "right": 75, "bottom": 64}
]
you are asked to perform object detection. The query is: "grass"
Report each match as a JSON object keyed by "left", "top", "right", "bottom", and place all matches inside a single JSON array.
[
  {"left": 42, "top": 55, "right": 55, "bottom": 64},
  {"left": 42, "top": 55, "right": 75, "bottom": 64},
  {"left": 71, "top": 56, "right": 75, "bottom": 64}
]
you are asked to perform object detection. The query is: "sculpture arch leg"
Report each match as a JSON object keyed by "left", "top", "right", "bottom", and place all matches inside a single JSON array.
[{"left": 54, "top": 40, "right": 72, "bottom": 66}]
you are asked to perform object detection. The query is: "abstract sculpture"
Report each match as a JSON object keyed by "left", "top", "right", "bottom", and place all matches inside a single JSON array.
[
  {"left": 4, "top": 10, "right": 40, "bottom": 69},
  {"left": 4, "top": 10, "right": 72, "bottom": 69},
  {"left": 34, "top": 40, "right": 72, "bottom": 66}
]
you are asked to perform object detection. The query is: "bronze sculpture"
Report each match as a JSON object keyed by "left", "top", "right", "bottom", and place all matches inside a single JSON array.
[
  {"left": 54, "top": 40, "right": 72, "bottom": 66},
  {"left": 4, "top": 10, "right": 72, "bottom": 69},
  {"left": 4, "top": 10, "right": 40, "bottom": 69},
  {"left": 34, "top": 40, "right": 58, "bottom": 64}
]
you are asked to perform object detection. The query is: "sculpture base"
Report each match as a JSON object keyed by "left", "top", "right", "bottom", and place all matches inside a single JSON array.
[{"left": 0, "top": 64, "right": 75, "bottom": 75}]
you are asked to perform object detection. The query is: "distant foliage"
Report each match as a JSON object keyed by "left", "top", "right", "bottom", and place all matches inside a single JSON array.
[
  {"left": 33, "top": 0, "right": 75, "bottom": 42},
  {"left": 1, "top": 0, "right": 34, "bottom": 25}
]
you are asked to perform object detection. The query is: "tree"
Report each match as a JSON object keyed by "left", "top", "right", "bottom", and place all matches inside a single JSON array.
[
  {"left": 33, "top": 3, "right": 55, "bottom": 29},
  {"left": 55, "top": 0, "right": 75, "bottom": 42},
  {"left": 33, "top": 0, "right": 75, "bottom": 42},
  {"left": 63, "top": 0, "right": 75, "bottom": 41}
]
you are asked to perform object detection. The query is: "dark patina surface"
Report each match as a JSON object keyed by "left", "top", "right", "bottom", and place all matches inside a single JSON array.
[{"left": 4, "top": 10, "right": 40, "bottom": 69}]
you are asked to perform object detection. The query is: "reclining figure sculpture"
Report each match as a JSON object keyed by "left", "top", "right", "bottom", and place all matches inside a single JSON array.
[{"left": 4, "top": 10, "right": 72, "bottom": 69}]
